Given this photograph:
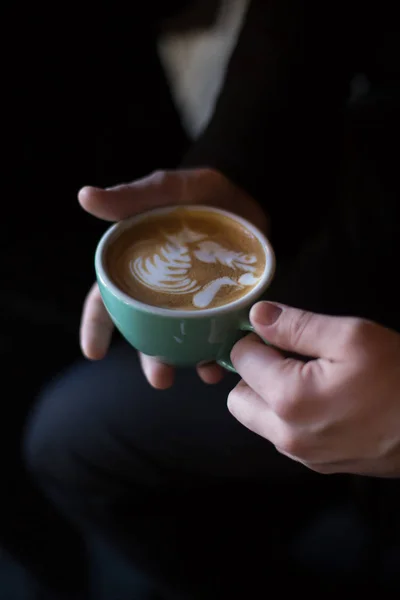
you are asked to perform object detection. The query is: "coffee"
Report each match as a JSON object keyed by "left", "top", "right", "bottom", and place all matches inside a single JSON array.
[{"left": 106, "top": 207, "right": 266, "bottom": 310}]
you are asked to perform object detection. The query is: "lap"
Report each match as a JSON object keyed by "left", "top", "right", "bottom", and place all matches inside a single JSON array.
[
  {"left": 26, "top": 343, "right": 309, "bottom": 491},
  {"left": 26, "top": 344, "right": 343, "bottom": 597}
]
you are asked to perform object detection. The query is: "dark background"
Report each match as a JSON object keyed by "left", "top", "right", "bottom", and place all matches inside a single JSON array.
[
  {"left": 2, "top": 2, "right": 400, "bottom": 598},
  {"left": 2, "top": 3, "right": 192, "bottom": 597}
]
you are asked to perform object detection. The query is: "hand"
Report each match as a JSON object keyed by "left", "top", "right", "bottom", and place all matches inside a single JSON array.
[
  {"left": 228, "top": 301, "right": 400, "bottom": 477},
  {"left": 79, "top": 168, "right": 268, "bottom": 389}
]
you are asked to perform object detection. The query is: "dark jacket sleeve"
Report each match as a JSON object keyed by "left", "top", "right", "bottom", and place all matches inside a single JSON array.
[{"left": 182, "top": 0, "right": 357, "bottom": 213}]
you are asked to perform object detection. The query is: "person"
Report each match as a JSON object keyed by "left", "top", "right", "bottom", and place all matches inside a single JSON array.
[{"left": 24, "top": 0, "right": 400, "bottom": 597}]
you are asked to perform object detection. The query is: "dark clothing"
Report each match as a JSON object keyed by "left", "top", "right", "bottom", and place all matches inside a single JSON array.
[
  {"left": 184, "top": 0, "right": 400, "bottom": 263},
  {"left": 4, "top": 0, "right": 400, "bottom": 597},
  {"left": 185, "top": 1, "right": 400, "bottom": 188},
  {"left": 25, "top": 101, "right": 400, "bottom": 597},
  {"left": 2, "top": 4, "right": 188, "bottom": 594},
  {"left": 25, "top": 349, "right": 358, "bottom": 599}
]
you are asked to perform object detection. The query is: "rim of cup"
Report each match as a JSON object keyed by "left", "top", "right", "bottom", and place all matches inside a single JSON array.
[{"left": 95, "top": 205, "right": 276, "bottom": 319}]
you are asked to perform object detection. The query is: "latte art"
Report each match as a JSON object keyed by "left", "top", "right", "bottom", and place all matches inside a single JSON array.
[
  {"left": 131, "top": 227, "right": 203, "bottom": 298},
  {"left": 130, "top": 228, "right": 259, "bottom": 308},
  {"left": 106, "top": 208, "right": 266, "bottom": 310}
]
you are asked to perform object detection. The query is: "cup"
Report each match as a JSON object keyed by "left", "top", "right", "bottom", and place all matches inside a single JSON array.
[{"left": 95, "top": 205, "right": 275, "bottom": 371}]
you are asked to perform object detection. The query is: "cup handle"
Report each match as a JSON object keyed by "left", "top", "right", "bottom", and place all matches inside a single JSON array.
[{"left": 217, "top": 318, "right": 269, "bottom": 373}]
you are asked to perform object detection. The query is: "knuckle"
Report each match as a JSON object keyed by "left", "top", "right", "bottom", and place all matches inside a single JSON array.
[
  {"left": 150, "top": 170, "right": 176, "bottom": 195},
  {"left": 343, "top": 318, "right": 378, "bottom": 354},
  {"left": 229, "top": 342, "right": 241, "bottom": 367},
  {"left": 276, "top": 429, "right": 306, "bottom": 459},
  {"left": 227, "top": 383, "right": 258, "bottom": 429},
  {"left": 273, "top": 394, "right": 299, "bottom": 421},
  {"left": 289, "top": 310, "right": 314, "bottom": 348},
  {"left": 269, "top": 378, "right": 304, "bottom": 421},
  {"left": 150, "top": 169, "right": 167, "bottom": 183},
  {"left": 230, "top": 335, "right": 254, "bottom": 369}
]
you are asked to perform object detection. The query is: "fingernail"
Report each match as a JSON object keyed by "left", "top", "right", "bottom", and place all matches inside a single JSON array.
[{"left": 250, "top": 302, "right": 282, "bottom": 326}]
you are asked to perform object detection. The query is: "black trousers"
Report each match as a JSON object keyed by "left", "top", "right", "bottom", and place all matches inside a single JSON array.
[{"left": 24, "top": 100, "right": 400, "bottom": 597}]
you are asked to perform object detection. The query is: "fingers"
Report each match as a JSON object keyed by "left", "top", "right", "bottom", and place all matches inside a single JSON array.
[
  {"left": 227, "top": 379, "right": 320, "bottom": 462},
  {"left": 250, "top": 301, "right": 361, "bottom": 361},
  {"left": 138, "top": 356, "right": 224, "bottom": 389},
  {"left": 80, "top": 283, "right": 224, "bottom": 387},
  {"left": 80, "top": 283, "right": 114, "bottom": 360},
  {"left": 77, "top": 168, "right": 269, "bottom": 233},
  {"left": 138, "top": 353, "right": 175, "bottom": 390},
  {"left": 227, "top": 380, "right": 282, "bottom": 442},
  {"left": 231, "top": 333, "right": 307, "bottom": 401},
  {"left": 78, "top": 171, "right": 188, "bottom": 221},
  {"left": 196, "top": 362, "right": 225, "bottom": 385}
]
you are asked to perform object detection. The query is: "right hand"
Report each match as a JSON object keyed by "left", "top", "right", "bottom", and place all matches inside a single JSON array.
[{"left": 79, "top": 168, "right": 268, "bottom": 389}]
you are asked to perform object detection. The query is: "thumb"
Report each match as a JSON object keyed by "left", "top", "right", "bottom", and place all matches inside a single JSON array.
[
  {"left": 78, "top": 170, "right": 189, "bottom": 221},
  {"left": 250, "top": 301, "right": 353, "bottom": 360}
]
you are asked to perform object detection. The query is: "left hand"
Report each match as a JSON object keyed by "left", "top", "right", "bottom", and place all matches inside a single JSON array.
[
  {"left": 79, "top": 168, "right": 268, "bottom": 389},
  {"left": 228, "top": 302, "right": 400, "bottom": 477}
]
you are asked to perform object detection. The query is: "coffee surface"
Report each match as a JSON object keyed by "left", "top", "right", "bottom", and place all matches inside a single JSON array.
[{"left": 106, "top": 208, "right": 266, "bottom": 310}]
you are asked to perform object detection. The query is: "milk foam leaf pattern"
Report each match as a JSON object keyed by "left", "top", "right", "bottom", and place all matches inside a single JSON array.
[
  {"left": 130, "top": 240, "right": 201, "bottom": 295},
  {"left": 125, "top": 220, "right": 263, "bottom": 309}
]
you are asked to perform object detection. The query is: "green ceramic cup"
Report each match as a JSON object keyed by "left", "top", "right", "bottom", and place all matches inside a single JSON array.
[{"left": 95, "top": 205, "right": 275, "bottom": 371}]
